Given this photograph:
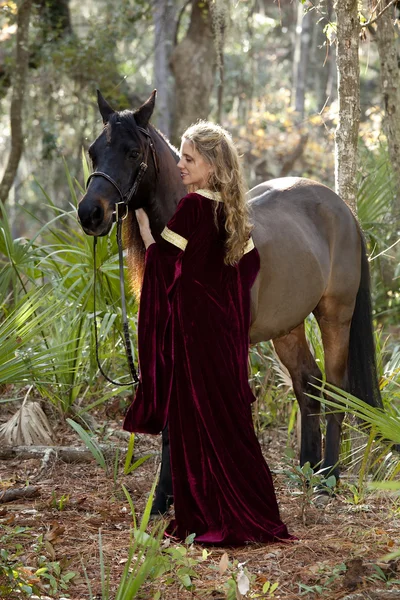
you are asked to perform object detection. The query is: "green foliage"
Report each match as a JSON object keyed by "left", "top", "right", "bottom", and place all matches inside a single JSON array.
[
  {"left": 249, "top": 341, "right": 294, "bottom": 431},
  {"left": 84, "top": 476, "right": 166, "bottom": 600},
  {"left": 124, "top": 433, "right": 152, "bottom": 475},
  {"left": 67, "top": 420, "right": 153, "bottom": 486},
  {"left": 0, "top": 158, "right": 138, "bottom": 414},
  {"left": 283, "top": 447, "right": 336, "bottom": 524},
  {"left": 317, "top": 384, "right": 400, "bottom": 453},
  {"left": 311, "top": 379, "right": 400, "bottom": 492},
  {"left": 0, "top": 525, "right": 76, "bottom": 598},
  {"left": 298, "top": 562, "right": 346, "bottom": 597},
  {"left": 357, "top": 143, "right": 400, "bottom": 324},
  {"left": 0, "top": 288, "right": 74, "bottom": 386},
  {"left": 67, "top": 418, "right": 109, "bottom": 473},
  {"left": 0, "top": 545, "right": 41, "bottom": 598},
  {"left": 50, "top": 490, "right": 70, "bottom": 511}
]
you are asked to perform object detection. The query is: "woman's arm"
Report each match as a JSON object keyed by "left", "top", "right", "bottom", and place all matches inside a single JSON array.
[{"left": 135, "top": 208, "right": 156, "bottom": 249}]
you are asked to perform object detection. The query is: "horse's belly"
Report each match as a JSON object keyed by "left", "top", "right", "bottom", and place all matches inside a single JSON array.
[
  {"left": 249, "top": 230, "right": 330, "bottom": 342},
  {"left": 249, "top": 263, "right": 326, "bottom": 342}
]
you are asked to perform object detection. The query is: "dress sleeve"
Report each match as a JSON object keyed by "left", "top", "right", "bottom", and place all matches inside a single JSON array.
[{"left": 123, "top": 195, "right": 200, "bottom": 434}]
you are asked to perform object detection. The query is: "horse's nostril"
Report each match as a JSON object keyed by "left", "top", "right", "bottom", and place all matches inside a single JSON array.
[{"left": 91, "top": 205, "right": 103, "bottom": 224}]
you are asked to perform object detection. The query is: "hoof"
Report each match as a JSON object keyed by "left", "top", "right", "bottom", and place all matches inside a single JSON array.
[
  {"left": 313, "top": 493, "right": 332, "bottom": 509},
  {"left": 150, "top": 493, "right": 173, "bottom": 517}
]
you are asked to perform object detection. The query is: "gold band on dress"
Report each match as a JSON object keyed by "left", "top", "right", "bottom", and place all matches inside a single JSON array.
[
  {"left": 243, "top": 237, "right": 254, "bottom": 255},
  {"left": 195, "top": 189, "right": 223, "bottom": 202},
  {"left": 161, "top": 226, "right": 188, "bottom": 251}
]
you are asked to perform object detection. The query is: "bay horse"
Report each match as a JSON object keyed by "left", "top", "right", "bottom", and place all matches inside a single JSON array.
[{"left": 78, "top": 91, "right": 381, "bottom": 514}]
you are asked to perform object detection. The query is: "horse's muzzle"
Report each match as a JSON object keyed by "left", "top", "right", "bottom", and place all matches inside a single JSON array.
[{"left": 78, "top": 195, "right": 113, "bottom": 237}]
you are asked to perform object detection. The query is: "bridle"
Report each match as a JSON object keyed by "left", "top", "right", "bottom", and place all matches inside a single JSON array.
[
  {"left": 86, "top": 126, "right": 158, "bottom": 214},
  {"left": 86, "top": 125, "right": 159, "bottom": 387}
]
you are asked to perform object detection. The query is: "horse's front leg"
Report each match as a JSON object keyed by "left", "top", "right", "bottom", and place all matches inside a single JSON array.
[
  {"left": 151, "top": 425, "right": 174, "bottom": 515},
  {"left": 273, "top": 323, "right": 323, "bottom": 469}
]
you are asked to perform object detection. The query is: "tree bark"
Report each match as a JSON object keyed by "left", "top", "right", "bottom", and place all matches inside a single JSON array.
[
  {"left": 170, "top": 0, "right": 217, "bottom": 144},
  {"left": 325, "top": 0, "right": 337, "bottom": 106},
  {"left": 152, "top": 0, "right": 178, "bottom": 138},
  {"left": 0, "top": 486, "right": 40, "bottom": 503},
  {"left": 375, "top": 1, "right": 400, "bottom": 221},
  {"left": 334, "top": 0, "right": 360, "bottom": 213},
  {"left": 0, "top": 0, "right": 33, "bottom": 206},
  {"left": 292, "top": 1, "right": 313, "bottom": 118}
]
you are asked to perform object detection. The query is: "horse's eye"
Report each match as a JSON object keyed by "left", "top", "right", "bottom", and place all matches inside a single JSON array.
[{"left": 129, "top": 150, "right": 140, "bottom": 159}]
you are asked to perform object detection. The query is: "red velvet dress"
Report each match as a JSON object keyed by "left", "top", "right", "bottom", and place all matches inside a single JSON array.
[{"left": 123, "top": 191, "right": 293, "bottom": 545}]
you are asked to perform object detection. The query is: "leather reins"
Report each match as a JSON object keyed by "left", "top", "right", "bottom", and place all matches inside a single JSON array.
[{"left": 86, "top": 125, "right": 158, "bottom": 387}]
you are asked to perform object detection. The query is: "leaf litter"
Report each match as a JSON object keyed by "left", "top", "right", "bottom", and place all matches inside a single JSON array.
[{"left": 0, "top": 416, "right": 399, "bottom": 599}]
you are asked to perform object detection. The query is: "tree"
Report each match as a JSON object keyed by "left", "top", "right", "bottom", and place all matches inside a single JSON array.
[
  {"left": 170, "top": 0, "right": 217, "bottom": 143},
  {"left": 152, "top": 0, "right": 177, "bottom": 138},
  {"left": 0, "top": 0, "right": 33, "bottom": 206},
  {"left": 375, "top": 0, "right": 400, "bottom": 221},
  {"left": 292, "top": 1, "right": 313, "bottom": 118},
  {"left": 334, "top": 0, "right": 360, "bottom": 213}
]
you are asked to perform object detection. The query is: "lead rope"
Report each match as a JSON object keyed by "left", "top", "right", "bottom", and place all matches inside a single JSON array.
[{"left": 93, "top": 209, "right": 139, "bottom": 387}]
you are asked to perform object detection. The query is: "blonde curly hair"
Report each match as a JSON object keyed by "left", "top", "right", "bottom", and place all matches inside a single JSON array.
[{"left": 182, "top": 121, "right": 253, "bottom": 265}]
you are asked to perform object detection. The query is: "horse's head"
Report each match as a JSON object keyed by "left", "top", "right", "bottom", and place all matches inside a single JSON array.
[{"left": 78, "top": 90, "right": 158, "bottom": 236}]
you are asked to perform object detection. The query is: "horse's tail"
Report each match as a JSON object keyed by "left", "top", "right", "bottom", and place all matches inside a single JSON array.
[{"left": 347, "top": 232, "right": 382, "bottom": 408}]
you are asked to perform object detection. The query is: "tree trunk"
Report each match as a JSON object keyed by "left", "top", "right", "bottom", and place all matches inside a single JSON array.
[
  {"left": 292, "top": 1, "right": 313, "bottom": 118},
  {"left": 152, "top": 0, "right": 177, "bottom": 138},
  {"left": 325, "top": 0, "right": 338, "bottom": 107},
  {"left": 170, "top": 0, "right": 217, "bottom": 144},
  {"left": 35, "top": 0, "right": 73, "bottom": 41},
  {"left": 0, "top": 0, "right": 33, "bottom": 206},
  {"left": 375, "top": 1, "right": 400, "bottom": 221},
  {"left": 334, "top": 0, "right": 360, "bottom": 213}
]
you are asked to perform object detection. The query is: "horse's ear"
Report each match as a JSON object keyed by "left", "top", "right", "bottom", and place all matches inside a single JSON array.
[
  {"left": 134, "top": 90, "right": 157, "bottom": 127},
  {"left": 97, "top": 89, "right": 115, "bottom": 124}
]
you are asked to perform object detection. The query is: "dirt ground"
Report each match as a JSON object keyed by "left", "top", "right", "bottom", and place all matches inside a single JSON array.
[{"left": 1, "top": 412, "right": 400, "bottom": 600}]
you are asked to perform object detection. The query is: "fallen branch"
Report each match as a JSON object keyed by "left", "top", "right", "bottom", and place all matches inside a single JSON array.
[
  {"left": 31, "top": 447, "right": 57, "bottom": 482},
  {"left": 0, "top": 485, "right": 40, "bottom": 503},
  {"left": 0, "top": 445, "right": 157, "bottom": 463}
]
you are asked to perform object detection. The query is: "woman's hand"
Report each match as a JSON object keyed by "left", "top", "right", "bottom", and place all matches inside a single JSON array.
[{"left": 135, "top": 208, "right": 155, "bottom": 249}]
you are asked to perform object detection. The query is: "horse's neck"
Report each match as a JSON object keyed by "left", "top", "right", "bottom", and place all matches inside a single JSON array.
[
  {"left": 124, "top": 128, "right": 185, "bottom": 296},
  {"left": 150, "top": 128, "right": 186, "bottom": 231}
]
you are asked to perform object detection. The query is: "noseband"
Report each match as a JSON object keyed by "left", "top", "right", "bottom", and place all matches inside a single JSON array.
[{"left": 87, "top": 125, "right": 159, "bottom": 387}]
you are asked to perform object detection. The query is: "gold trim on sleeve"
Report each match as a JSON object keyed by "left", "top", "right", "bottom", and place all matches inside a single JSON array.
[
  {"left": 161, "top": 226, "right": 188, "bottom": 251},
  {"left": 243, "top": 237, "right": 254, "bottom": 255}
]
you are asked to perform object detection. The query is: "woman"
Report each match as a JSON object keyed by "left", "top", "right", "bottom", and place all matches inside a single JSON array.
[{"left": 123, "top": 121, "right": 294, "bottom": 545}]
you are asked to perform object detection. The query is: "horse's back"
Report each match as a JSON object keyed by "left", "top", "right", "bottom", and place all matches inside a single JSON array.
[{"left": 248, "top": 177, "right": 361, "bottom": 342}]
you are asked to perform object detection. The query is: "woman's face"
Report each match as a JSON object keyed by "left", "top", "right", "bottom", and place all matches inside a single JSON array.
[{"left": 177, "top": 139, "right": 213, "bottom": 189}]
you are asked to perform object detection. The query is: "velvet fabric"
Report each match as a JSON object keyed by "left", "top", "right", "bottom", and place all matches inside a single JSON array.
[{"left": 123, "top": 192, "right": 294, "bottom": 545}]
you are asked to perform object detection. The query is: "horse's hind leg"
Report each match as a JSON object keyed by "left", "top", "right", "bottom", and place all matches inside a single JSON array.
[
  {"left": 273, "top": 323, "right": 323, "bottom": 469},
  {"left": 314, "top": 297, "right": 353, "bottom": 480}
]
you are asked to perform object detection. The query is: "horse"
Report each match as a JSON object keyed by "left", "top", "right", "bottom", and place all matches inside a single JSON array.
[{"left": 78, "top": 91, "right": 381, "bottom": 514}]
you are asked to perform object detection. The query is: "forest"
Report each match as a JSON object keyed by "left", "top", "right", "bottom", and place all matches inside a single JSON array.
[{"left": 0, "top": 0, "right": 400, "bottom": 598}]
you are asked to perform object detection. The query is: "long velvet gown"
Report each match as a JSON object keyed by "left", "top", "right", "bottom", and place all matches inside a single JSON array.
[{"left": 123, "top": 190, "right": 293, "bottom": 545}]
